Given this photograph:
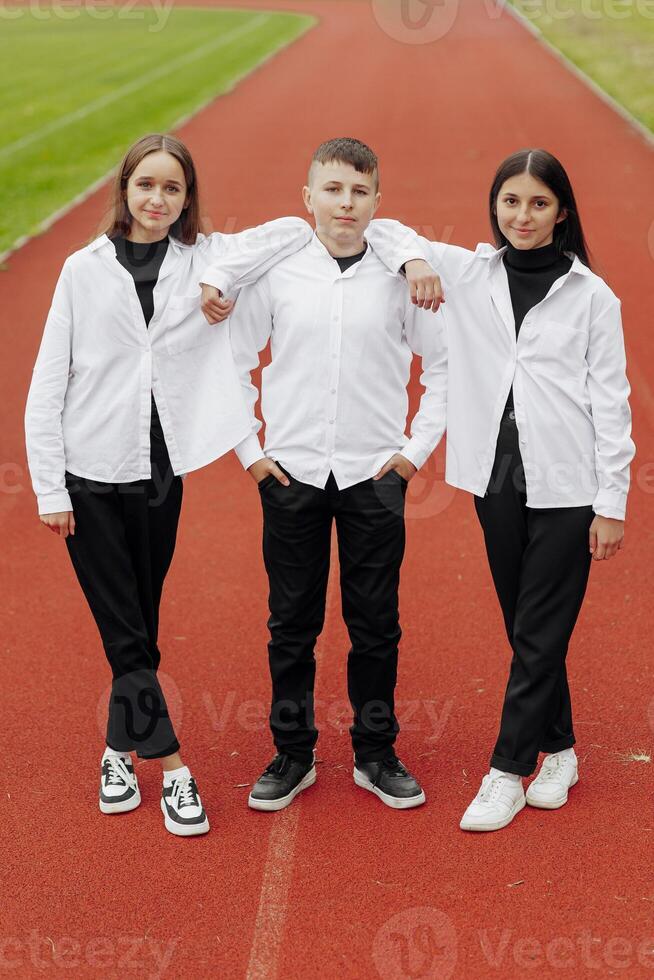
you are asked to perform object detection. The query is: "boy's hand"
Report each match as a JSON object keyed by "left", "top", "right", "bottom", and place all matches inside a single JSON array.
[
  {"left": 200, "top": 284, "right": 235, "bottom": 324},
  {"left": 405, "top": 259, "right": 444, "bottom": 313},
  {"left": 248, "top": 458, "right": 290, "bottom": 487},
  {"left": 373, "top": 453, "right": 417, "bottom": 482},
  {"left": 40, "top": 511, "right": 75, "bottom": 538},
  {"left": 589, "top": 516, "right": 624, "bottom": 560}
]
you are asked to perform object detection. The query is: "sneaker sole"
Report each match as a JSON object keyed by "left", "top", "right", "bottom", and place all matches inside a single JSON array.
[
  {"left": 460, "top": 795, "right": 526, "bottom": 832},
  {"left": 526, "top": 771, "right": 579, "bottom": 810},
  {"left": 353, "top": 767, "right": 426, "bottom": 810},
  {"left": 160, "top": 798, "right": 210, "bottom": 836},
  {"left": 99, "top": 789, "right": 141, "bottom": 814},
  {"left": 248, "top": 766, "right": 316, "bottom": 812}
]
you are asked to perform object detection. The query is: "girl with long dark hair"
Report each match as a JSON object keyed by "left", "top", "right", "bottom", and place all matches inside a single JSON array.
[
  {"left": 25, "top": 133, "right": 311, "bottom": 836},
  {"left": 369, "top": 148, "right": 634, "bottom": 831}
]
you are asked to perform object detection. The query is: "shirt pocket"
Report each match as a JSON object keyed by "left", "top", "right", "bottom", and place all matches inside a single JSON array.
[
  {"left": 164, "top": 292, "right": 216, "bottom": 355},
  {"left": 535, "top": 319, "right": 588, "bottom": 364}
]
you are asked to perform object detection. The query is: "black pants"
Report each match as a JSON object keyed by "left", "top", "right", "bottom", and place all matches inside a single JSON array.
[
  {"left": 474, "top": 410, "right": 594, "bottom": 776},
  {"left": 65, "top": 430, "right": 183, "bottom": 760},
  {"left": 259, "top": 466, "right": 407, "bottom": 765}
]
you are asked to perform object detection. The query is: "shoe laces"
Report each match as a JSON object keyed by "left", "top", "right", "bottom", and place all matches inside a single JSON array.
[
  {"left": 478, "top": 774, "right": 506, "bottom": 803},
  {"left": 539, "top": 755, "right": 563, "bottom": 781},
  {"left": 171, "top": 775, "right": 199, "bottom": 809},
  {"left": 264, "top": 754, "right": 290, "bottom": 777},
  {"left": 103, "top": 756, "right": 134, "bottom": 788},
  {"left": 381, "top": 757, "right": 410, "bottom": 779}
]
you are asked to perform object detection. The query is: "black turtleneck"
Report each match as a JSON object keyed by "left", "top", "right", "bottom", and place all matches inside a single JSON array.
[
  {"left": 112, "top": 235, "right": 169, "bottom": 327},
  {"left": 112, "top": 235, "right": 170, "bottom": 455},
  {"left": 503, "top": 241, "right": 572, "bottom": 410}
]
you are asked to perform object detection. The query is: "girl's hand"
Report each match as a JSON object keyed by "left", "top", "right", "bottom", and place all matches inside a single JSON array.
[
  {"left": 200, "top": 284, "right": 235, "bottom": 325},
  {"left": 373, "top": 453, "right": 417, "bottom": 482},
  {"left": 247, "top": 458, "right": 290, "bottom": 487},
  {"left": 589, "top": 516, "right": 624, "bottom": 560},
  {"left": 40, "top": 511, "right": 75, "bottom": 539},
  {"left": 404, "top": 260, "right": 444, "bottom": 313}
]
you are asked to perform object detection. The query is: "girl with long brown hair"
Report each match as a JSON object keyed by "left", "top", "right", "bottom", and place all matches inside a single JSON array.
[{"left": 25, "top": 133, "right": 310, "bottom": 836}]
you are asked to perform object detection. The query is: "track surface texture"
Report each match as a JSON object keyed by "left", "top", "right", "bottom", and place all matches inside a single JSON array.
[{"left": 2, "top": 2, "right": 654, "bottom": 977}]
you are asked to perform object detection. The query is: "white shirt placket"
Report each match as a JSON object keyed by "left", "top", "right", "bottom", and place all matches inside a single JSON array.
[{"left": 326, "top": 274, "right": 344, "bottom": 466}]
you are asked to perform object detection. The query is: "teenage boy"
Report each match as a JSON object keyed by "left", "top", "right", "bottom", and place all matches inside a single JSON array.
[{"left": 201, "top": 138, "right": 445, "bottom": 811}]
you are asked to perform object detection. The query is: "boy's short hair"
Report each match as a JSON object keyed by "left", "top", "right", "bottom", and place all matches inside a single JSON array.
[{"left": 309, "top": 137, "right": 379, "bottom": 190}]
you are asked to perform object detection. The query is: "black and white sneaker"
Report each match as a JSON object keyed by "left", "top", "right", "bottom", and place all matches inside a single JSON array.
[
  {"left": 248, "top": 753, "right": 316, "bottom": 811},
  {"left": 354, "top": 756, "right": 426, "bottom": 809},
  {"left": 99, "top": 751, "right": 141, "bottom": 814},
  {"left": 160, "top": 773, "right": 210, "bottom": 837}
]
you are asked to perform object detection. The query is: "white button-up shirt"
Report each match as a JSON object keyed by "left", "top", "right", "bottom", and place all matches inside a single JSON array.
[
  {"left": 221, "top": 233, "right": 447, "bottom": 489},
  {"left": 25, "top": 218, "right": 313, "bottom": 514},
  {"left": 374, "top": 229, "right": 633, "bottom": 520}
]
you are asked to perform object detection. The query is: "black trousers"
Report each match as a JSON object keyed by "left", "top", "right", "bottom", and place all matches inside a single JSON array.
[
  {"left": 65, "top": 429, "right": 183, "bottom": 760},
  {"left": 259, "top": 466, "right": 407, "bottom": 765},
  {"left": 474, "top": 410, "right": 594, "bottom": 776}
]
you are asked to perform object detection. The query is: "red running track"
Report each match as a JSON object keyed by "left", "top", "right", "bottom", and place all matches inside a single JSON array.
[{"left": 2, "top": 2, "right": 654, "bottom": 977}]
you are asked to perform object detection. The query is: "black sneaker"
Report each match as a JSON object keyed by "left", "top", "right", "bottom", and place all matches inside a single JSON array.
[
  {"left": 248, "top": 753, "right": 316, "bottom": 811},
  {"left": 99, "top": 751, "right": 141, "bottom": 814},
  {"left": 354, "top": 756, "right": 426, "bottom": 809},
  {"left": 160, "top": 773, "right": 210, "bottom": 836}
]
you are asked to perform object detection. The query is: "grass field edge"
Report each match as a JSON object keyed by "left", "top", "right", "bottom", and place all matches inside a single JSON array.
[
  {"left": 0, "top": 7, "right": 318, "bottom": 269},
  {"left": 506, "top": 0, "right": 654, "bottom": 148}
]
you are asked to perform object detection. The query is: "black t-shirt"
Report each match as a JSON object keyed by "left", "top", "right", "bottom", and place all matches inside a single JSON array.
[
  {"left": 112, "top": 235, "right": 170, "bottom": 450},
  {"left": 335, "top": 245, "right": 367, "bottom": 273},
  {"left": 503, "top": 241, "right": 572, "bottom": 411}
]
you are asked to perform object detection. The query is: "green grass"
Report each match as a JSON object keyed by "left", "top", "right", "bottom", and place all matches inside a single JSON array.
[
  {"left": 0, "top": 7, "right": 315, "bottom": 257},
  {"left": 511, "top": 0, "right": 654, "bottom": 133}
]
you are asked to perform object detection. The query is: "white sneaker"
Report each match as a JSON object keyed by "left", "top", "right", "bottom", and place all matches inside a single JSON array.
[
  {"left": 99, "top": 752, "right": 141, "bottom": 814},
  {"left": 526, "top": 752, "right": 578, "bottom": 809},
  {"left": 460, "top": 772, "right": 525, "bottom": 832},
  {"left": 160, "top": 773, "right": 210, "bottom": 836}
]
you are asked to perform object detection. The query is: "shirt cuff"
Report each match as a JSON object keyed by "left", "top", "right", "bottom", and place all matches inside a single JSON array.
[
  {"left": 234, "top": 433, "right": 266, "bottom": 471},
  {"left": 400, "top": 436, "right": 431, "bottom": 472},
  {"left": 592, "top": 489, "right": 627, "bottom": 521},
  {"left": 198, "top": 270, "right": 233, "bottom": 297},
  {"left": 37, "top": 490, "right": 72, "bottom": 515}
]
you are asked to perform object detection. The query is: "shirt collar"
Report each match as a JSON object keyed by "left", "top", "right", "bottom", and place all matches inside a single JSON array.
[{"left": 307, "top": 230, "right": 373, "bottom": 261}]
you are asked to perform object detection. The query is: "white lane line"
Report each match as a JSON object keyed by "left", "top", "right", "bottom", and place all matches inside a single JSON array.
[
  {"left": 245, "top": 806, "right": 300, "bottom": 980},
  {"left": 0, "top": 12, "right": 271, "bottom": 162},
  {"left": 245, "top": 530, "right": 338, "bottom": 980}
]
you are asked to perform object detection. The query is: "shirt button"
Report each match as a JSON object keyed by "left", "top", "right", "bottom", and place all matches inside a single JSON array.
[
  {"left": 330, "top": 388, "right": 336, "bottom": 394},
  {"left": 332, "top": 353, "right": 338, "bottom": 360},
  {"left": 328, "top": 419, "right": 335, "bottom": 424}
]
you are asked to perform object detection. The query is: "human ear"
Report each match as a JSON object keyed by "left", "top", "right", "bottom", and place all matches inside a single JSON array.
[
  {"left": 556, "top": 208, "right": 568, "bottom": 224},
  {"left": 302, "top": 185, "right": 313, "bottom": 215}
]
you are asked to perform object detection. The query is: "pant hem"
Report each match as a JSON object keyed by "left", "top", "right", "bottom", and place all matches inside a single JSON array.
[
  {"left": 490, "top": 752, "right": 536, "bottom": 778},
  {"left": 136, "top": 740, "right": 180, "bottom": 760},
  {"left": 354, "top": 749, "right": 398, "bottom": 765},
  {"left": 540, "top": 736, "right": 576, "bottom": 753}
]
